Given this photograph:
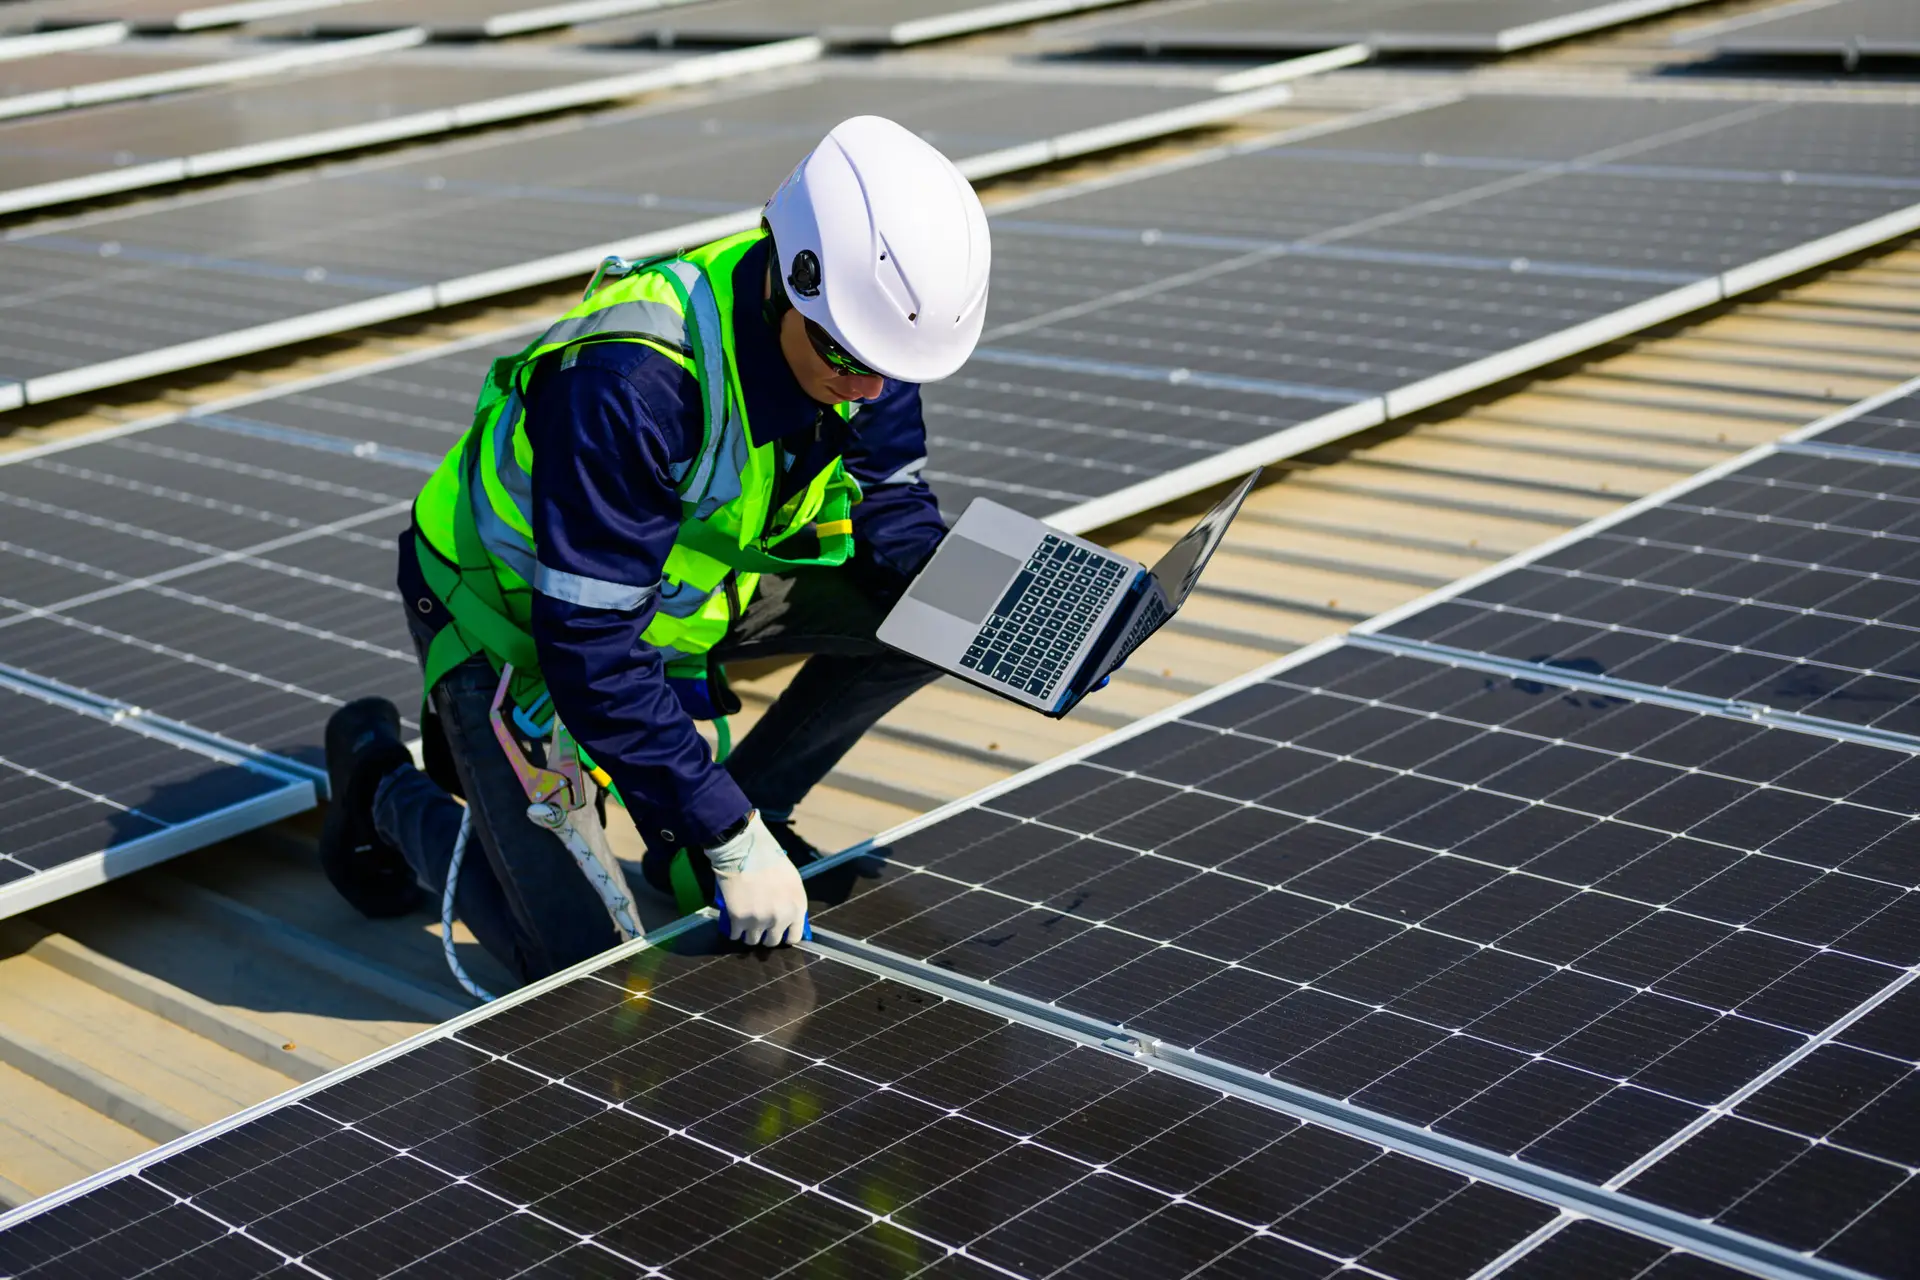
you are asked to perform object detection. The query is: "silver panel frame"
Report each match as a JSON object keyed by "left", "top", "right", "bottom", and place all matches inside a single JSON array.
[
  {"left": 1058, "top": 0, "right": 1717, "bottom": 53},
  {"left": 1348, "top": 374, "right": 1920, "bottom": 751},
  {"left": 0, "top": 28, "right": 426, "bottom": 122},
  {"left": 3, "top": 76, "right": 1301, "bottom": 408},
  {"left": 0, "top": 36, "right": 824, "bottom": 213},
  {"left": 0, "top": 664, "right": 316, "bottom": 922}
]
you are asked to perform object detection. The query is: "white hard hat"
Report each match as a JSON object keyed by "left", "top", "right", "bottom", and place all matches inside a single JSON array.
[{"left": 763, "top": 115, "right": 991, "bottom": 385}]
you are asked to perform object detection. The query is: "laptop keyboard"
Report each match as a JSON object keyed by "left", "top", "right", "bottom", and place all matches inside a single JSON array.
[
  {"left": 1116, "top": 592, "right": 1171, "bottom": 663},
  {"left": 961, "top": 535, "right": 1127, "bottom": 700}
]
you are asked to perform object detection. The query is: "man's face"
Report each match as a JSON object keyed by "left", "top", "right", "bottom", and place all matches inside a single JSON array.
[{"left": 777, "top": 305, "right": 886, "bottom": 406}]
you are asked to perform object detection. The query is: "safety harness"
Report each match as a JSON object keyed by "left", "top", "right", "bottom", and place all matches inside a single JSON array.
[{"left": 412, "top": 230, "right": 865, "bottom": 994}]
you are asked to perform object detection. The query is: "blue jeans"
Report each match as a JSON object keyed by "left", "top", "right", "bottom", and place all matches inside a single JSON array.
[{"left": 373, "top": 566, "right": 939, "bottom": 984}]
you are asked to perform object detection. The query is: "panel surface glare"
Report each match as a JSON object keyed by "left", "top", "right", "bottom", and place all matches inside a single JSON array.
[
  {"left": 0, "top": 43, "right": 232, "bottom": 100},
  {"left": 257, "top": 0, "right": 697, "bottom": 38},
  {"left": 0, "top": 70, "right": 1223, "bottom": 393},
  {"left": 919, "top": 95, "right": 1920, "bottom": 517},
  {"left": 0, "top": 924, "right": 1647, "bottom": 1280},
  {"left": 0, "top": 0, "right": 337, "bottom": 33},
  {"left": 1047, "top": 0, "right": 1717, "bottom": 52},
  {"left": 0, "top": 56, "right": 622, "bottom": 197},
  {"left": 1379, "top": 449, "right": 1920, "bottom": 740},
  {"left": 578, "top": 0, "right": 1125, "bottom": 45},
  {"left": 807, "top": 644, "right": 1920, "bottom": 1273}
]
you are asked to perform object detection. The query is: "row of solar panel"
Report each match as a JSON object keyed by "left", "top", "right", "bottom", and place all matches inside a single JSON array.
[
  {"left": 1364, "top": 380, "right": 1920, "bottom": 748},
  {"left": 5, "top": 87, "right": 1915, "bottom": 508},
  {"left": 0, "top": 90, "right": 1917, "bottom": 923},
  {"left": 0, "top": 0, "right": 1728, "bottom": 50},
  {"left": 0, "top": 671, "right": 312, "bottom": 918},
  {"left": 0, "top": 911, "right": 1772, "bottom": 1280},
  {"left": 7, "top": 612, "right": 1916, "bottom": 1273},
  {"left": 1678, "top": 0, "right": 1919, "bottom": 61}
]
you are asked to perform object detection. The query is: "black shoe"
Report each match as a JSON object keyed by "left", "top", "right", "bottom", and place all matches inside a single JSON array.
[
  {"left": 320, "top": 698, "right": 422, "bottom": 918},
  {"left": 762, "top": 818, "right": 821, "bottom": 869}
]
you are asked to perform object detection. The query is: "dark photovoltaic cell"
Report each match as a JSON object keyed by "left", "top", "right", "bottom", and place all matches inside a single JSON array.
[
  {"left": 1046, "top": 0, "right": 1716, "bottom": 53},
  {"left": 0, "top": 920, "right": 1674, "bottom": 1280},
  {"left": 1810, "top": 385, "right": 1920, "bottom": 457},
  {"left": 1690, "top": 0, "right": 1920, "bottom": 59},
  {"left": 0, "top": 678, "right": 310, "bottom": 918},
  {"left": 1375, "top": 446, "right": 1920, "bottom": 741},
  {"left": 1619, "top": 974, "right": 1920, "bottom": 1279},
  {"left": 805, "top": 643, "right": 1920, "bottom": 1273}
]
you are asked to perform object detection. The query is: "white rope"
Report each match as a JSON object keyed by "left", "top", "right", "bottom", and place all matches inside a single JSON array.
[{"left": 440, "top": 807, "right": 495, "bottom": 1002}]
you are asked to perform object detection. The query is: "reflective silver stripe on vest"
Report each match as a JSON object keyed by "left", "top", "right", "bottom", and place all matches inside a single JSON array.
[
  {"left": 652, "top": 577, "right": 724, "bottom": 620},
  {"left": 478, "top": 389, "right": 540, "bottom": 587},
  {"left": 673, "top": 261, "right": 733, "bottom": 510},
  {"left": 538, "top": 297, "right": 689, "bottom": 355},
  {"left": 464, "top": 432, "right": 537, "bottom": 586},
  {"left": 534, "top": 561, "right": 659, "bottom": 611}
]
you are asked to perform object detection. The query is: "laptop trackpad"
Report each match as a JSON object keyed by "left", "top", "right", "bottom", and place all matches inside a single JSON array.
[{"left": 907, "top": 535, "right": 1022, "bottom": 624}]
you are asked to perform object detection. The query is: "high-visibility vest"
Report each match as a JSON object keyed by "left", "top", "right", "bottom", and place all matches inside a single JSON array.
[{"left": 411, "top": 227, "right": 860, "bottom": 715}]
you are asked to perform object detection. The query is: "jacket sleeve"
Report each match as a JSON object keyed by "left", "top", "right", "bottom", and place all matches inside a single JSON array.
[
  {"left": 525, "top": 346, "right": 752, "bottom": 852},
  {"left": 844, "top": 379, "right": 948, "bottom": 582}
]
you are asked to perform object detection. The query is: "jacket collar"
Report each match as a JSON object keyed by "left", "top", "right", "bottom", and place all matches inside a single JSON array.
[{"left": 730, "top": 238, "right": 823, "bottom": 449}]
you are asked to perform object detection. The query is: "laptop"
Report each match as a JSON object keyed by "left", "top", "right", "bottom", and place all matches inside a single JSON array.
[{"left": 878, "top": 470, "right": 1260, "bottom": 718}]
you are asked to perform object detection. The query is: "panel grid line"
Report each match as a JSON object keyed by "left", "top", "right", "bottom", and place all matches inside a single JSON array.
[{"left": 803, "top": 638, "right": 1920, "bottom": 1275}]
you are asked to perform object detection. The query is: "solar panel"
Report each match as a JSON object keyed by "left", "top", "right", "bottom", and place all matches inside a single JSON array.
[
  {"left": 0, "top": 66, "right": 1281, "bottom": 409},
  {"left": 926, "top": 94, "right": 1920, "bottom": 530},
  {"left": 0, "top": 0, "right": 354, "bottom": 34},
  {"left": 1363, "top": 376, "right": 1920, "bottom": 746},
  {"left": 0, "top": 669, "right": 312, "bottom": 919},
  {"left": 1807, "top": 384, "right": 1920, "bottom": 457},
  {"left": 4, "top": 90, "right": 1914, "bottom": 534},
  {"left": 0, "top": 336, "right": 515, "bottom": 769},
  {"left": 1046, "top": 0, "right": 1717, "bottom": 54},
  {"left": 0, "top": 43, "right": 229, "bottom": 112},
  {"left": 0, "top": 46, "right": 712, "bottom": 215},
  {"left": 0, "top": 914, "right": 1769, "bottom": 1278},
  {"left": 588, "top": 0, "right": 1134, "bottom": 47},
  {"left": 0, "top": 30, "right": 427, "bottom": 122},
  {"left": 801, "top": 638, "right": 1920, "bottom": 1276},
  {"left": 1683, "top": 0, "right": 1920, "bottom": 61},
  {"left": 258, "top": 0, "right": 704, "bottom": 40}
]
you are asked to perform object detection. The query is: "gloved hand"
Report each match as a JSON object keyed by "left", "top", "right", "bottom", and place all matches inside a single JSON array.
[{"left": 705, "top": 811, "right": 808, "bottom": 948}]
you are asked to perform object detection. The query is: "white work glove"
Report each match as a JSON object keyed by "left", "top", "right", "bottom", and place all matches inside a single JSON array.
[{"left": 705, "top": 811, "right": 808, "bottom": 948}]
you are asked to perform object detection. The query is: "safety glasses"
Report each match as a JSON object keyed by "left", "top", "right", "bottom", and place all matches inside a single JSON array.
[{"left": 803, "top": 318, "right": 880, "bottom": 380}]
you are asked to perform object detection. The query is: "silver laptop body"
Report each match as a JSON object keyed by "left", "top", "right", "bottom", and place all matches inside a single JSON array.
[{"left": 878, "top": 471, "right": 1258, "bottom": 717}]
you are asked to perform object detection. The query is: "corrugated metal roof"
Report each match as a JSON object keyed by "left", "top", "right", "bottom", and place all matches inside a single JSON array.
[{"left": 0, "top": 4, "right": 1913, "bottom": 1205}]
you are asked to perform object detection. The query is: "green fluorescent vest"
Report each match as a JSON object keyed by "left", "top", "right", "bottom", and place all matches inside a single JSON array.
[{"left": 411, "top": 228, "right": 861, "bottom": 711}]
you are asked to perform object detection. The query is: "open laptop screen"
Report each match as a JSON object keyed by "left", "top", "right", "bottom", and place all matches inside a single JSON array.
[{"left": 1146, "top": 470, "right": 1261, "bottom": 609}]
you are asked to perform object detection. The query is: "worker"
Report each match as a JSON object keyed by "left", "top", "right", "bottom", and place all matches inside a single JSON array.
[{"left": 316, "top": 115, "right": 992, "bottom": 983}]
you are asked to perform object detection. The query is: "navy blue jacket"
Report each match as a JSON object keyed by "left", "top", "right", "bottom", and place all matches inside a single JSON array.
[{"left": 523, "top": 240, "right": 946, "bottom": 852}]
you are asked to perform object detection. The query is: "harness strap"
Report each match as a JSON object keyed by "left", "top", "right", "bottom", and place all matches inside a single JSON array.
[{"left": 416, "top": 433, "right": 544, "bottom": 711}]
